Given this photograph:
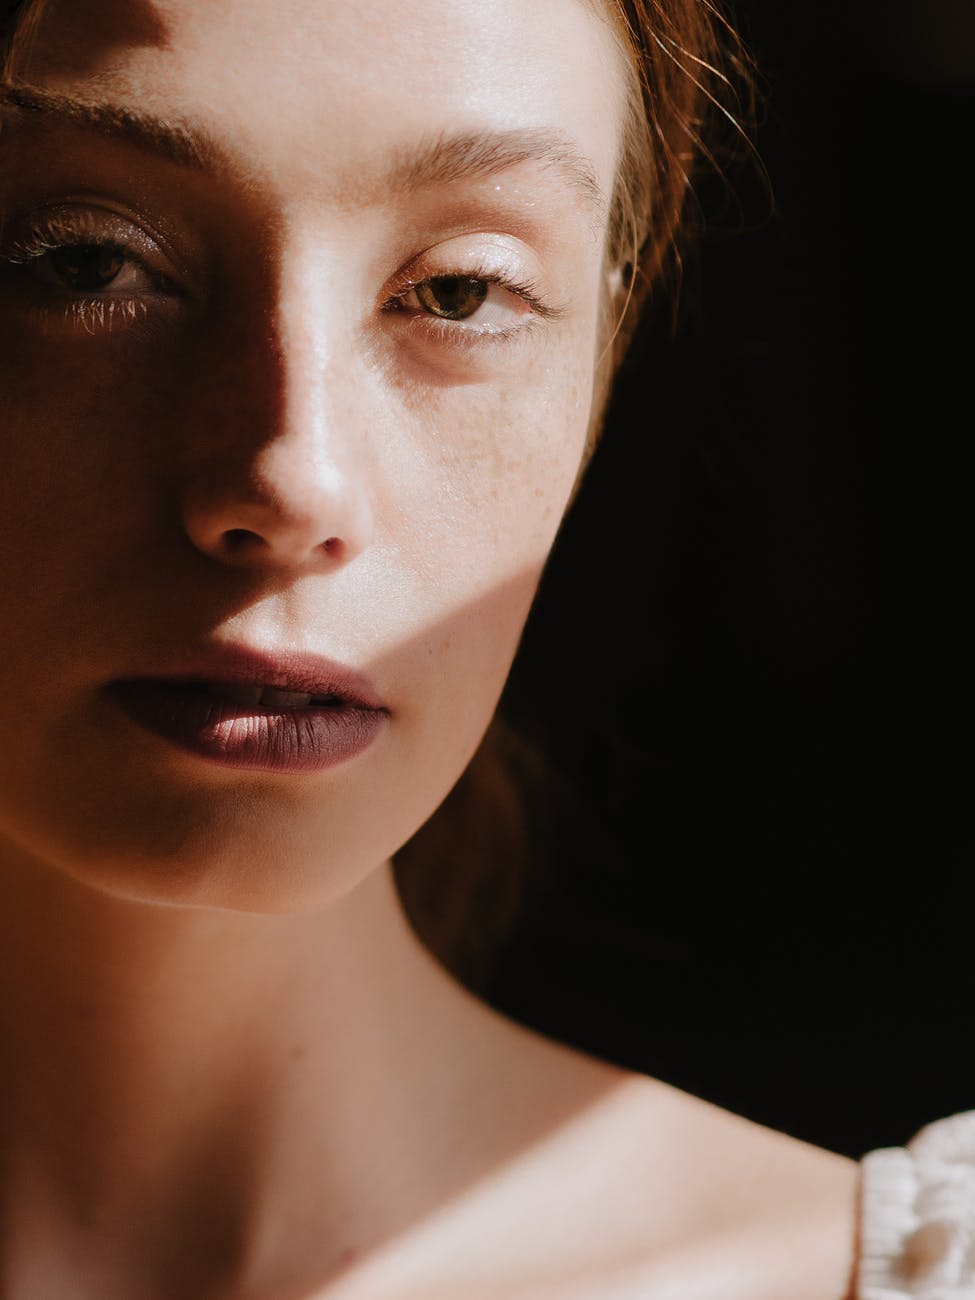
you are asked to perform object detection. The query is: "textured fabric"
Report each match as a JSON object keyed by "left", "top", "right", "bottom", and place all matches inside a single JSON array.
[{"left": 859, "top": 1112, "right": 975, "bottom": 1299}]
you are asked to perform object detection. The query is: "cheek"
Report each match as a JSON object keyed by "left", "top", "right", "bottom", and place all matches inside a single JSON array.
[
  {"left": 371, "top": 335, "right": 595, "bottom": 767},
  {"left": 389, "top": 338, "right": 595, "bottom": 583},
  {"left": 0, "top": 330, "right": 173, "bottom": 629}
]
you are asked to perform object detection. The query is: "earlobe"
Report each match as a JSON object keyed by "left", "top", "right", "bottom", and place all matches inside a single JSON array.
[
  {"left": 606, "top": 264, "right": 625, "bottom": 298},
  {"left": 606, "top": 261, "right": 637, "bottom": 308}
]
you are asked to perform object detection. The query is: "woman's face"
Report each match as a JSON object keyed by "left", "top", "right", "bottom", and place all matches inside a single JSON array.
[{"left": 0, "top": 0, "right": 624, "bottom": 911}]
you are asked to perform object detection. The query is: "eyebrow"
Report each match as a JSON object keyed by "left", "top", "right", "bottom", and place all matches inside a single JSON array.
[
  {"left": 0, "top": 84, "right": 605, "bottom": 213},
  {"left": 1, "top": 84, "right": 219, "bottom": 169},
  {"left": 388, "top": 127, "right": 604, "bottom": 213}
]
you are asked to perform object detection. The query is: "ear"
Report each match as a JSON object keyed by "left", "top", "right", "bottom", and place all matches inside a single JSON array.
[
  {"left": 606, "top": 260, "right": 636, "bottom": 304},
  {"left": 606, "top": 263, "right": 625, "bottom": 298}
]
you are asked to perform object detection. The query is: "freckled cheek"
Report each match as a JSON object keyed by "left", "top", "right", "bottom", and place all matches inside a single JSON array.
[
  {"left": 380, "top": 354, "right": 593, "bottom": 753},
  {"left": 367, "top": 336, "right": 595, "bottom": 733},
  {"left": 402, "top": 348, "right": 595, "bottom": 578}
]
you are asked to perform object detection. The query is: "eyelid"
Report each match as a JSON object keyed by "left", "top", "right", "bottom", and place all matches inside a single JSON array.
[
  {"left": 0, "top": 203, "right": 191, "bottom": 293},
  {"left": 4, "top": 227, "right": 157, "bottom": 297},
  {"left": 387, "top": 269, "right": 558, "bottom": 326},
  {"left": 382, "top": 237, "right": 566, "bottom": 326}
]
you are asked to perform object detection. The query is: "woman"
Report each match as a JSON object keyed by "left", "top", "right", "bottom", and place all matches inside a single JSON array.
[{"left": 0, "top": 0, "right": 947, "bottom": 1296}]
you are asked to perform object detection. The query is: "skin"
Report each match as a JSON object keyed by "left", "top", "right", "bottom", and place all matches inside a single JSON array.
[{"left": 0, "top": 1, "right": 859, "bottom": 1296}]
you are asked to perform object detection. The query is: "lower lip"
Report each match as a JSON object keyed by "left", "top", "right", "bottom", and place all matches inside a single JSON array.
[{"left": 106, "top": 681, "right": 387, "bottom": 774}]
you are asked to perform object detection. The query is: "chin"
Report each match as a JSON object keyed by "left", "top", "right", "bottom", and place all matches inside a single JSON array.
[{"left": 3, "top": 765, "right": 415, "bottom": 915}]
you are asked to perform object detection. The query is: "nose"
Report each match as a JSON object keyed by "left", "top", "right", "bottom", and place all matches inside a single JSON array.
[
  {"left": 180, "top": 287, "right": 375, "bottom": 574},
  {"left": 182, "top": 439, "right": 374, "bottom": 572}
]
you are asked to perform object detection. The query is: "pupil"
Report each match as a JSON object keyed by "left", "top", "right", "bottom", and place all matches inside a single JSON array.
[
  {"left": 420, "top": 276, "right": 488, "bottom": 320},
  {"left": 50, "top": 244, "right": 125, "bottom": 293}
]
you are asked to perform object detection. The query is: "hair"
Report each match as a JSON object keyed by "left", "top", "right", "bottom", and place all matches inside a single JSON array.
[
  {"left": 1, "top": 0, "right": 752, "bottom": 988},
  {"left": 0, "top": 1, "right": 46, "bottom": 71},
  {"left": 605, "top": 2, "right": 751, "bottom": 324}
]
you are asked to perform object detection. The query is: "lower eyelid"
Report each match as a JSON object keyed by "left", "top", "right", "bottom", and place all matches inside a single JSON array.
[{"left": 394, "top": 311, "right": 543, "bottom": 355}]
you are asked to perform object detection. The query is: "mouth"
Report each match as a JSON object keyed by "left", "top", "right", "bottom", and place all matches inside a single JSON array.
[
  {"left": 104, "top": 648, "right": 389, "bottom": 774},
  {"left": 160, "top": 680, "right": 351, "bottom": 711}
]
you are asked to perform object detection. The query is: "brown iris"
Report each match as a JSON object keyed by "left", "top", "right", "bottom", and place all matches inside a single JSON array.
[
  {"left": 48, "top": 244, "right": 126, "bottom": 293},
  {"left": 414, "top": 276, "right": 488, "bottom": 320}
]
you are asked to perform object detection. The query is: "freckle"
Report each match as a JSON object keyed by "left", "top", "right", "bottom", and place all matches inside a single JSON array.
[{"left": 290, "top": 1045, "right": 305, "bottom": 1063}]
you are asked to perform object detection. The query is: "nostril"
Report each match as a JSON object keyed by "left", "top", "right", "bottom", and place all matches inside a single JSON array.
[
  {"left": 215, "top": 528, "right": 344, "bottom": 563},
  {"left": 223, "top": 528, "right": 265, "bottom": 554}
]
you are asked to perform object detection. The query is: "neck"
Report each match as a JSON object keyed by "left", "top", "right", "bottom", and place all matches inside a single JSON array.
[{"left": 0, "top": 845, "right": 524, "bottom": 1297}]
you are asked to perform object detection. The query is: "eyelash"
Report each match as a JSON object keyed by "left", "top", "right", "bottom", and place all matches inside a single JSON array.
[
  {"left": 382, "top": 262, "right": 558, "bottom": 345},
  {"left": 0, "top": 216, "right": 559, "bottom": 347},
  {"left": 0, "top": 217, "right": 174, "bottom": 332}
]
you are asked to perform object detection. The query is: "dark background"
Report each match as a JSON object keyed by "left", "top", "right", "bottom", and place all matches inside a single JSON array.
[{"left": 489, "top": 0, "right": 974, "bottom": 1160}]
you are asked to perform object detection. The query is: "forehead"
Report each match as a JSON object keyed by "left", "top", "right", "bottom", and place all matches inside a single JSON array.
[{"left": 22, "top": 0, "right": 625, "bottom": 204}]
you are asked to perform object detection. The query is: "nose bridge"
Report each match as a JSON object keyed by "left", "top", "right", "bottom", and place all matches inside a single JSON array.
[
  {"left": 260, "top": 264, "right": 346, "bottom": 482},
  {"left": 180, "top": 240, "right": 374, "bottom": 572}
]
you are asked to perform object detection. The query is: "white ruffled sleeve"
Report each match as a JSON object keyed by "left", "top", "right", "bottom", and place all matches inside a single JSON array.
[{"left": 859, "top": 1111, "right": 975, "bottom": 1299}]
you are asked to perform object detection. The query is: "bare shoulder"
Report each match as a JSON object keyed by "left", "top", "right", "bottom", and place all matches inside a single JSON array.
[
  {"left": 579, "top": 1067, "right": 861, "bottom": 1300},
  {"left": 327, "top": 1023, "right": 859, "bottom": 1300},
  {"left": 462, "top": 1029, "right": 861, "bottom": 1300}
]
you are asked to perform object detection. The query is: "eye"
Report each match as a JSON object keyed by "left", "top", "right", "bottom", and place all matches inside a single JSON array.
[
  {"left": 390, "top": 271, "right": 547, "bottom": 336},
  {"left": 381, "top": 236, "right": 563, "bottom": 349},
  {"left": 412, "top": 276, "right": 488, "bottom": 321},
  {"left": 0, "top": 205, "right": 181, "bottom": 316},
  {"left": 31, "top": 241, "right": 155, "bottom": 295}
]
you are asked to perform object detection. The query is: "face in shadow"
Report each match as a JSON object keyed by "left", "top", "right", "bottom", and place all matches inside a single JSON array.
[{"left": 0, "top": 0, "right": 626, "bottom": 912}]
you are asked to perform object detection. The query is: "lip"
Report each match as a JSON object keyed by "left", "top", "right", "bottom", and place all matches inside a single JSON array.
[{"left": 104, "top": 643, "right": 389, "bottom": 774}]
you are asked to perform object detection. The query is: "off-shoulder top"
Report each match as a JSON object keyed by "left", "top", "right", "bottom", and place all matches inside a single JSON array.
[{"left": 859, "top": 1111, "right": 975, "bottom": 1298}]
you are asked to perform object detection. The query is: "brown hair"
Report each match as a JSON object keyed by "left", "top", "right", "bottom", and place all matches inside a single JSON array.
[
  {"left": 1, "top": 0, "right": 751, "bottom": 988},
  {"left": 1, "top": 0, "right": 48, "bottom": 74},
  {"left": 606, "top": 2, "right": 751, "bottom": 334}
]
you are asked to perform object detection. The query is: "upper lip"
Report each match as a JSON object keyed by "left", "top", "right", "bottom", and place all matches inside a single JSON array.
[{"left": 112, "top": 643, "right": 388, "bottom": 711}]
